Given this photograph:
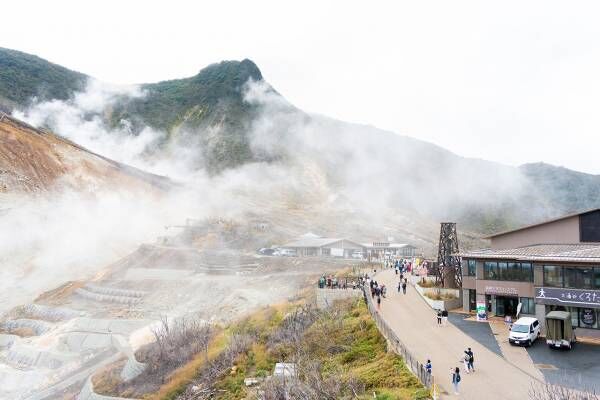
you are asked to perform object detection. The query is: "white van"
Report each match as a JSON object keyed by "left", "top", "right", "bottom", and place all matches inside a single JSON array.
[{"left": 509, "top": 317, "right": 541, "bottom": 347}]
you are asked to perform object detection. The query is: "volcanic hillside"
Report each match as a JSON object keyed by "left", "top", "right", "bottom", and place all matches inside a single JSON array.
[
  {"left": 0, "top": 113, "right": 172, "bottom": 197},
  {"left": 3, "top": 46, "right": 600, "bottom": 233}
]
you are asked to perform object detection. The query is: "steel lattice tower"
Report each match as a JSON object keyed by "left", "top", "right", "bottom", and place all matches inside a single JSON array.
[{"left": 436, "top": 222, "right": 462, "bottom": 288}]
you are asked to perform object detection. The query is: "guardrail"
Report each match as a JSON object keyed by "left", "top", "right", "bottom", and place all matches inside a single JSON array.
[{"left": 361, "top": 286, "right": 433, "bottom": 390}]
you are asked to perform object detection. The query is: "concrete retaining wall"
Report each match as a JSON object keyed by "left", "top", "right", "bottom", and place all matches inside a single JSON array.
[
  {"left": 111, "top": 335, "right": 146, "bottom": 382},
  {"left": 0, "top": 333, "right": 18, "bottom": 348},
  {"left": 1, "top": 318, "right": 52, "bottom": 335},
  {"left": 75, "top": 289, "right": 142, "bottom": 305},
  {"left": 20, "top": 304, "right": 82, "bottom": 321},
  {"left": 414, "top": 283, "right": 462, "bottom": 311},
  {"left": 85, "top": 285, "right": 146, "bottom": 298}
]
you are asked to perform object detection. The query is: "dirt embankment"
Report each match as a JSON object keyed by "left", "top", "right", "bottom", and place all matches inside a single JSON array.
[{"left": 0, "top": 113, "right": 173, "bottom": 195}]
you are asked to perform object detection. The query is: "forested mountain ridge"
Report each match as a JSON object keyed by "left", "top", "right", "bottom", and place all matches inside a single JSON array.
[
  {"left": 1, "top": 47, "right": 599, "bottom": 234},
  {"left": 0, "top": 47, "right": 87, "bottom": 112}
]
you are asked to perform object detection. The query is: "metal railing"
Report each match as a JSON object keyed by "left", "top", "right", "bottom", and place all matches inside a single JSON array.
[{"left": 361, "top": 286, "right": 434, "bottom": 390}]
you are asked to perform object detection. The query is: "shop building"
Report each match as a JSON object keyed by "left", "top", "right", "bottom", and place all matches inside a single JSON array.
[
  {"left": 458, "top": 208, "right": 600, "bottom": 338},
  {"left": 281, "top": 237, "right": 363, "bottom": 258},
  {"left": 361, "top": 242, "right": 417, "bottom": 259}
]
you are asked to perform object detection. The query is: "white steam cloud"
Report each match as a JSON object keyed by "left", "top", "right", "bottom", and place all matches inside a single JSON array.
[{"left": 1, "top": 77, "right": 549, "bottom": 313}]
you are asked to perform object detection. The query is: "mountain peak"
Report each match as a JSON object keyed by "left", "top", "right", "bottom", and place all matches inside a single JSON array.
[{"left": 193, "top": 58, "right": 263, "bottom": 86}]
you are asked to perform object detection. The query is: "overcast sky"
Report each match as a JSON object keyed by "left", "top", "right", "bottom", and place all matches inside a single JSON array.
[{"left": 2, "top": 1, "right": 599, "bottom": 173}]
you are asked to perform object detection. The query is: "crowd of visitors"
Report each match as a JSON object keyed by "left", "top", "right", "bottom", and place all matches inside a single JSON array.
[
  {"left": 316, "top": 257, "right": 478, "bottom": 396},
  {"left": 317, "top": 275, "right": 360, "bottom": 289},
  {"left": 360, "top": 258, "right": 478, "bottom": 397}
]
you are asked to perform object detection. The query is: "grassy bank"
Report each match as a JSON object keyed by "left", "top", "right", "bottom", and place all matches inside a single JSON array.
[
  {"left": 158, "top": 298, "right": 427, "bottom": 399},
  {"left": 95, "top": 296, "right": 429, "bottom": 399}
]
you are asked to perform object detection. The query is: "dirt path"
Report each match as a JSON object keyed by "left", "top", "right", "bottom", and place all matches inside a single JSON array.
[{"left": 375, "top": 269, "right": 543, "bottom": 399}]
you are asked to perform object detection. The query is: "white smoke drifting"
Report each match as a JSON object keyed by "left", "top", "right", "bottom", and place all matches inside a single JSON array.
[{"left": 1, "top": 76, "right": 547, "bottom": 313}]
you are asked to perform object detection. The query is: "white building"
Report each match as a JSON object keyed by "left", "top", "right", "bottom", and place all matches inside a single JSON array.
[
  {"left": 281, "top": 236, "right": 363, "bottom": 258},
  {"left": 362, "top": 242, "right": 417, "bottom": 258}
]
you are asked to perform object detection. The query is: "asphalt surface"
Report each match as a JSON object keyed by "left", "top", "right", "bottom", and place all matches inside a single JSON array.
[
  {"left": 448, "top": 313, "right": 503, "bottom": 357},
  {"left": 451, "top": 312, "right": 600, "bottom": 392},
  {"left": 376, "top": 269, "right": 537, "bottom": 399},
  {"left": 526, "top": 340, "right": 600, "bottom": 392}
]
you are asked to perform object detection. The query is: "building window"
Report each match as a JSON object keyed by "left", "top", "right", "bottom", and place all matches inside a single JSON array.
[
  {"left": 543, "top": 265, "right": 563, "bottom": 287},
  {"left": 484, "top": 262, "right": 498, "bottom": 279},
  {"left": 521, "top": 263, "right": 533, "bottom": 282},
  {"left": 564, "top": 267, "right": 594, "bottom": 289},
  {"left": 519, "top": 297, "right": 535, "bottom": 315},
  {"left": 570, "top": 308, "right": 579, "bottom": 328},
  {"left": 483, "top": 260, "right": 532, "bottom": 282},
  {"left": 549, "top": 306, "right": 600, "bottom": 329},
  {"left": 580, "top": 210, "right": 600, "bottom": 242},
  {"left": 467, "top": 260, "right": 476, "bottom": 276},
  {"left": 498, "top": 262, "right": 508, "bottom": 280}
]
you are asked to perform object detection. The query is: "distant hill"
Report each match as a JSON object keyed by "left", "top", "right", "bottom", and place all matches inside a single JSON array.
[
  {"left": 0, "top": 47, "right": 599, "bottom": 234},
  {"left": 0, "top": 47, "right": 273, "bottom": 173},
  {"left": 0, "top": 47, "right": 87, "bottom": 112},
  {"left": 520, "top": 163, "right": 600, "bottom": 214}
]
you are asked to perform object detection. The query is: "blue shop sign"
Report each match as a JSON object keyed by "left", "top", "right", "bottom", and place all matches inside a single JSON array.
[{"left": 535, "top": 287, "right": 600, "bottom": 308}]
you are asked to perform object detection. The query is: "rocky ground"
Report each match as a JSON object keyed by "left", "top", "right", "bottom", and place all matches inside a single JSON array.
[{"left": 0, "top": 221, "right": 360, "bottom": 400}]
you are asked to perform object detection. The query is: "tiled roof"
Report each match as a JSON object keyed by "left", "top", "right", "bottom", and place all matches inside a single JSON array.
[
  {"left": 282, "top": 238, "right": 344, "bottom": 248},
  {"left": 456, "top": 243, "right": 600, "bottom": 263}
]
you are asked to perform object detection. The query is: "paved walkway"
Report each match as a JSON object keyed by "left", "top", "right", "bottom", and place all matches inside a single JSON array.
[
  {"left": 375, "top": 269, "right": 543, "bottom": 399},
  {"left": 488, "top": 320, "right": 544, "bottom": 381}
]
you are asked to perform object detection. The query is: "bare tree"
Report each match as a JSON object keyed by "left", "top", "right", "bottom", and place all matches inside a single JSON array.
[
  {"left": 177, "top": 333, "right": 254, "bottom": 400},
  {"left": 139, "top": 316, "right": 212, "bottom": 380},
  {"left": 258, "top": 359, "right": 364, "bottom": 400}
]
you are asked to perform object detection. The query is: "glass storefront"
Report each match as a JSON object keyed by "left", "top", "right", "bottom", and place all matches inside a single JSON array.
[
  {"left": 496, "top": 296, "right": 519, "bottom": 316},
  {"left": 519, "top": 297, "right": 535, "bottom": 314},
  {"left": 547, "top": 305, "right": 600, "bottom": 330},
  {"left": 468, "top": 289, "right": 476, "bottom": 311}
]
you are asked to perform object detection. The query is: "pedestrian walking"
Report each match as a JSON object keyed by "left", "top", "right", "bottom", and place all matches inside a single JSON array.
[
  {"left": 451, "top": 367, "right": 461, "bottom": 395},
  {"left": 402, "top": 280, "right": 407, "bottom": 294},
  {"left": 425, "top": 359, "right": 432, "bottom": 374},
  {"left": 377, "top": 295, "right": 381, "bottom": 310},
  {"left": 397, "top": 280, "right": 402, "bottom": 293},
  {"left": 463, "top": 352, "right": 470, "bottom": 373},
  {"left": 465, "top": 348, "right": 475, "bottom": 372},
  {"left": 437, "top": 309, "right": 442, "bottom": 326},
  {"left": 441, "top": 309, "right": 448, "bottom": 326}
]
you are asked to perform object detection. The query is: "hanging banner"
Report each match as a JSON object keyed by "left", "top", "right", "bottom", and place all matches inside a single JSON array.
[{"left": 476, "top": 301, "right": 487, "bottom": 321}]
